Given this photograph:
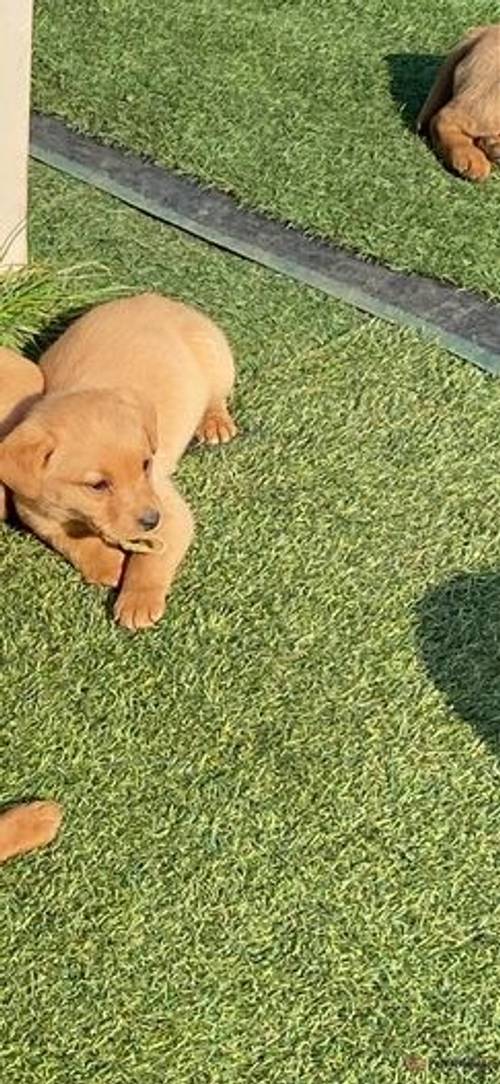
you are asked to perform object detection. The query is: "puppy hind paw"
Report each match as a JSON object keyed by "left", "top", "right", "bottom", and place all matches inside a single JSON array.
[
  {"left": 196, "top": 404, "right": 238, "bottom": 445},
  {"left": 451, "top": 145, "right": 491, "bottom": 181},
  {"left": 476, "top": 135, "right": 500, "bottom": 163}
]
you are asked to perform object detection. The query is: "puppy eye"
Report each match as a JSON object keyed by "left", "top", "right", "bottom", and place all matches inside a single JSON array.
[
  {"left": 143, "top": 458, "right": 151, "bottom": 472},
  {"left": 86, "top": 479, "right": 109, "bottom": 492}
]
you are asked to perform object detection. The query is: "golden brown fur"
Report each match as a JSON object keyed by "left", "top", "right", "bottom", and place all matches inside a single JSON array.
[
  {"left": 0, "top": 346, "right": 44, "bottom": 519},
  {"left": 417, "top": 24, "right": 500, "bottom": 180},
  {"left": 0, "top": 294, "right": 237, "bottom": 630},
  {"left": 0, "top": 801, "right": 62, "bottom": 862}
]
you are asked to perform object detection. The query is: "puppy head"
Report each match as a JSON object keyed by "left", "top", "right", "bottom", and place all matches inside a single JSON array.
[{"left": 0, "top": 388, "right": 163, "bottom": 550}]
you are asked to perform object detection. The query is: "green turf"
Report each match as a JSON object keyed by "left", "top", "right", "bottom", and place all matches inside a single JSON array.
[
  {"left": 0, "top": 265, "right": 126, "bottom": 355},
  {"left": 33, "top": 0, "right": 500, "bottom": 298},
  {"left": 0, "top": 163, "right": 500, "bottom": 1082}
]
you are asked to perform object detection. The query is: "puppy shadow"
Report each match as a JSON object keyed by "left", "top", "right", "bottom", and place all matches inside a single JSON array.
[
  {"left": 415, "top": 571, "right": 500, "bottom": 757},
  {"left": 0, "top": 795, "right": 41, "bottom": 815},
  {"left": 385, "top": 53, "right": 443, "bottom": 131}
]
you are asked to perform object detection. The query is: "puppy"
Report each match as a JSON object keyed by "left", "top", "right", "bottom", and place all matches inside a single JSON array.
[
  {"left": 417, "top": 24, "right": 500, "bottom": 181},
  {"left": 0, "top": 294, "right": 237, "bottom": 630},
  {"left": 0, "top": 801, "right": 62, "bottom": 862},
  {"left": 0, "top": 346, "right": 44, "bottom": 518},
  {"left": 0, "top": 354, "right": 60, "bottom": 865}
]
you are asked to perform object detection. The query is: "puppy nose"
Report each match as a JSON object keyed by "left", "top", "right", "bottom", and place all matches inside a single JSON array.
[{"left": 139, "top": 508, "right": 160, "bottom": 531}]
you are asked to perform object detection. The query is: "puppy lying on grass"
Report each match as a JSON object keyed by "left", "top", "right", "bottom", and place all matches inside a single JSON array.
[
  {"left": 0, "top": 294, "right": 237, "bottom": 630},
  {"left": 417, "top": 24, "right": 500, "bottom": 181}
]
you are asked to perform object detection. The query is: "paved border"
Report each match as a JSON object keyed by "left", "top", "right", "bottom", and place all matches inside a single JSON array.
[{"left": 30, "top": 112, "right": 500, "bottom": 376}]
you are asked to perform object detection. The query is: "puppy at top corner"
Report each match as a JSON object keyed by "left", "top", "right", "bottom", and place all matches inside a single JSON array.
[
  {"left": 0, "top": 293, "right": 238, "bottom": 630},
  {"left": 417, "top": 24, "right": 500, "bottom": 182}
]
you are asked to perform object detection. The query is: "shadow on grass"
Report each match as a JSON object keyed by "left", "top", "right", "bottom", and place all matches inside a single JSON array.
[
  {"left": 24, "top": 306, "right": 90, "bottom": 362},
  {"left": 416, "top": 571, "right": 500, "bottom": 754},
  {"left": 385, "top": 53, "right": 443, "bottom": 130}
]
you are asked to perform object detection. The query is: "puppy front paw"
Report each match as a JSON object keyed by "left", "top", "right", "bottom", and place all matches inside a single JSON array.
[
  {"left": 78, "top": 542, "right": 125, "bottom": 588},
  {"left": 114, "top": 587, "right": 166, "bottom": 630}
]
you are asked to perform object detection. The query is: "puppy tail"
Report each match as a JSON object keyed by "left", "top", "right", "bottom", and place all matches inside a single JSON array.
[
  {"left": 0, "top": 800, "right": 63, "bottom": 862},
  {"left": 416, "top": 26, "right": 488, "bottom": 134}
]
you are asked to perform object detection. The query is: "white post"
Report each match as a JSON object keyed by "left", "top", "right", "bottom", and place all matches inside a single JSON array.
[{"left": 0, "top": 0, "right": 33, "bottom": 270}]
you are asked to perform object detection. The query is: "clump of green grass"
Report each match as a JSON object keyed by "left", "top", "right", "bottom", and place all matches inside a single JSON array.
[{"left": 0, "top": 264, "right": 127, "bottom": 354}]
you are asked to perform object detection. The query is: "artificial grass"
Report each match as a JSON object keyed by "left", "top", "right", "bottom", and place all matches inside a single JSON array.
[
  {"left": 0, "top": 265, "right": 125, "bottom": 355},
  {"left": 33, "top": 0, "right": 500, "bottom": 298},
  {"left": 0, "top": 162, "right": 500, "bottom": 1081}
]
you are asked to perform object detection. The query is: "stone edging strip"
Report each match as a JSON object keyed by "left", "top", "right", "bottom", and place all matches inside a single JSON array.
[{"left": 30, "top": 112, "right": 500, "bottom": 376}]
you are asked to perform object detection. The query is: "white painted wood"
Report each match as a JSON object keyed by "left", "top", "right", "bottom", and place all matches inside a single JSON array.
[{"left": 0, "top": 0, "right": 33, "bottom": 269}]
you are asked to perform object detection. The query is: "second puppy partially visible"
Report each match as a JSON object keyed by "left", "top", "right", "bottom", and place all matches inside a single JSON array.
[
  {"left": 0, "top": 346, "right": 44, "bottom": 519},
  {"left": 0, "top": 294, "right": 237, "bottom": 630},
  {"left": 417, "top": 24, "right": 500, "bottom": 181}
]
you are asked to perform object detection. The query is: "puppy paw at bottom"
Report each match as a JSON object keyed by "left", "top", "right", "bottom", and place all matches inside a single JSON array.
[
  {"left": 0, "top": 800, "right": 63, "bottom": 862},
  {"left": 114, "top": 587, "right": 166, "bottom": 630}
]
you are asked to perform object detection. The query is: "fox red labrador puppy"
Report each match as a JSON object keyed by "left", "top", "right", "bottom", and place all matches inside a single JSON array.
[
  {"left": 417, "top": 25, "right": 500, "bottom": 180},
  {"left": 0, "top": 294, "right": 237, "bottom": 630}
]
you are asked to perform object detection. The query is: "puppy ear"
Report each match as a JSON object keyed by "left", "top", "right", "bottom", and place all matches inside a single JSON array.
[
  {"left": 140, "top": 395, "right": 158, "bottom": 453},
  {"left": 118, "top": 389, "right": 158, "bottom": 453},
  {"left": 0, "top": 421, "right": 55, "bottom": 500}
]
